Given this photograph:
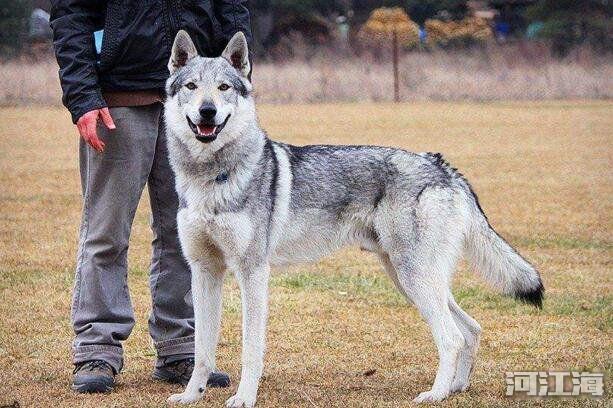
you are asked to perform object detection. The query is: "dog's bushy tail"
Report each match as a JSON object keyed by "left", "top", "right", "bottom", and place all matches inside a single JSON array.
[
  {"left": 463, "top": 186, "right": 544, "bottom": 308},
  {"left": 420, "top": 152, "right": 543, "bottom": 307}
]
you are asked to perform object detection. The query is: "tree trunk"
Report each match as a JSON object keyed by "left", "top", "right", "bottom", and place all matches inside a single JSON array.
[{"left": 392, "top": 30, "right": 399, "bottom": 102}]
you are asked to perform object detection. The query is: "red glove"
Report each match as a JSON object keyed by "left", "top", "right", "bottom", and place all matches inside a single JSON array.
[{"left": 76, "top": 108, "right": 116, "bottom": 153}]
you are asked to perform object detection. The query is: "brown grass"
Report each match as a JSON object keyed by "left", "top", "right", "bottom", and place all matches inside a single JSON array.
[
  {"left": 1, "top": 49, "right": 612, "bottom": 106},
  {"left": 0, "top": 101, "right": 611, "bottom": 407}
]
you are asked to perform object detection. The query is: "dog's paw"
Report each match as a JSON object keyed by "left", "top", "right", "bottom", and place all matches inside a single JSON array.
[
  {"left": 168, "top": 391, "right": 203, "bottom": 405},
  {"left": 412, "top": 389, "right": 449, "bottom": 404},
  {"left": 225, "top": 393, "right": 255, "bottom": 408}
]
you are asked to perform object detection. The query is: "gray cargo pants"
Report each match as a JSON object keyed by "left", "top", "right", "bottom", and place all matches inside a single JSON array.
[{"left": 72, "top": 103, "right": 194, "bottom": 373}]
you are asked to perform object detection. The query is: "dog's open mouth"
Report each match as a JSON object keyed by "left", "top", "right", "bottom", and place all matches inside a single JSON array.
[{"left": 187, "top": 114, "right": 231, "bottom": 143}]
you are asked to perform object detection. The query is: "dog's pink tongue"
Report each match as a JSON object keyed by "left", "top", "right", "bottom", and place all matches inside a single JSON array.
[{"left": 198, "top": 125, "right": 216, "bottom": 136}]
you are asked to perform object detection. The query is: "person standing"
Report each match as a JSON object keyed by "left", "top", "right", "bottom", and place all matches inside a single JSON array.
[{"left": 49, "top": 0, "right": 252, "bottom": 393}]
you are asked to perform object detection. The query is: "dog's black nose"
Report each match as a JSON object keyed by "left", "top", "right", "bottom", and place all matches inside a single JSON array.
[{"left": 199, "top": 104, "right": 217, "bottom": 121}]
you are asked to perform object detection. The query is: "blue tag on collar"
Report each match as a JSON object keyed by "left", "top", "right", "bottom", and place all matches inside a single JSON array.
[{"left": 215, "top": 172, "right": 228, "bottom": 184}]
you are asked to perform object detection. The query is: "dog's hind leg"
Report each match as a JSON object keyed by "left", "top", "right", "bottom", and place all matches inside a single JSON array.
[
  {"left": 375, "top": 185, "right": 471, "bottom": 402},
  {"left": 169, "top": 260, "right": 225, "bottom": 404},
  {"left": 388, "top": 251, "right": 465, "bottom": 403},
  {"left": 377, "top": 253, "right": 410, "bottom": 302},
  {"left": 448, "top": 294, "right": 481, "bottom": 393},
  {"left": 226, "top": 263, "right": 270, "bottom": 408}
]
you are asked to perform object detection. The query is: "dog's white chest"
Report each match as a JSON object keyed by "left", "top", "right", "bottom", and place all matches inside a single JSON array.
[{"left": 179, "top": 203, "right": 254, "bottom": 257}]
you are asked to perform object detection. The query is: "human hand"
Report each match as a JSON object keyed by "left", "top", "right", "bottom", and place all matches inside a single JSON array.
[{"left": 76, "top": 108, "right": 116, "bottom": 152}]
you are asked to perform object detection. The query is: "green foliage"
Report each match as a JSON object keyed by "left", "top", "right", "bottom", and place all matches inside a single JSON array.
[
  {"left": 0, "top": 0, "right": 31, "bottom": 56},
  {"left": 251, "top": 0, "right": 346, "bottom": 53},
  {"left": 526, "top": 0, "right": 613, "bottom": 56},
  {"left": 253, "top": 0, "right": 344, "bottom": 15},
  {"left": 382, "top": 0, "right": 468, "bottom": 26}
]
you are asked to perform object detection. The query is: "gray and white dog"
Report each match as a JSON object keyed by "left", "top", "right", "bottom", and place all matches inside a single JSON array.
[{"left": 164, "top": 31, "right": 544, "bottom": 407}]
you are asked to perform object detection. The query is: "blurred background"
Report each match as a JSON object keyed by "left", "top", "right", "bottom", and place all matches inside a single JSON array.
[{"left": 0, "top": 1, "right": 611, "bottom": 103}]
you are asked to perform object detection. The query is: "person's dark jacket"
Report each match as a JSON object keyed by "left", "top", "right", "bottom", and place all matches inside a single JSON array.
[{"left": 50, "top": 1, "right": 252, "bottom": 123}]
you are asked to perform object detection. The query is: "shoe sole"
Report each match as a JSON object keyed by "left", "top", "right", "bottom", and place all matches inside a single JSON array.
[
  {"left": 72, "top": 380, "right": 114, "bottom": 394},
  {"left": 152, "top": 370, "right": 185, "bottom": 386}
]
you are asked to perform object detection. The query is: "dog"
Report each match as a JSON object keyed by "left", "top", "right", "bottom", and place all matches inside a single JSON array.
[{"left": 163, "top": 30, "right": 544, "bottom": 407}]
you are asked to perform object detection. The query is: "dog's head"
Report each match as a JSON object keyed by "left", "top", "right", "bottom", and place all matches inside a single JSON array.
[{"left": 165, "top": 30, "right": 253, "bottom": 146}]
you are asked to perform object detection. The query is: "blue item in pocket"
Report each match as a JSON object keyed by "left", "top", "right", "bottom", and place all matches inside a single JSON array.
[{"left": 94, "top": 30, "right": 103, "bottom": 59}]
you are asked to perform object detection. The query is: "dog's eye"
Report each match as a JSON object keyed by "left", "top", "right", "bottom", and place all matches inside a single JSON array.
[
  {"left": 185, "top": 82, "right": 197, "bottom": 90},
  {"left": 218, "top": 83, "right": 231, "bottom": 91}
]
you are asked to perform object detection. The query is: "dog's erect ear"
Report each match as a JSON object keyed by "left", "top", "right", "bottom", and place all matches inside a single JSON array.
[
  {"left": 221, "top": 32, "right": 250, "bottom": 78},
  {"left": 168, "top": 30, "right": 198, "bottom": 74}
]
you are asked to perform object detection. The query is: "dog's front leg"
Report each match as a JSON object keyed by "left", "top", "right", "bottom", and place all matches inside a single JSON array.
[
  {"left": 169, "top": 261, "right": 224, "bottom": 404},
  {"left": 226, "top": 263, "right": 270, "bottom": 408}
]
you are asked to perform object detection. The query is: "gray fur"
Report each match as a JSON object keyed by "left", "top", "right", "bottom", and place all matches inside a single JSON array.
[{"left": 164, "top": 31, "right": 544, "bottom": 407}]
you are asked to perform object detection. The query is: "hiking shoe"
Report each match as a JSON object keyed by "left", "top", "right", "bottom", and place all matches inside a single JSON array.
[
  {"left": 72, "top": 360, "right": 115, "bottom": 393},
  {"left": 153, "top": 358, "right": 230, "bottom": 387}
]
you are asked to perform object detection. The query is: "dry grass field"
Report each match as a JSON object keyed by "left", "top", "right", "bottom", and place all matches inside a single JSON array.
[{"left": 0, "top": 101, "right": 611, "bottom": 407}]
